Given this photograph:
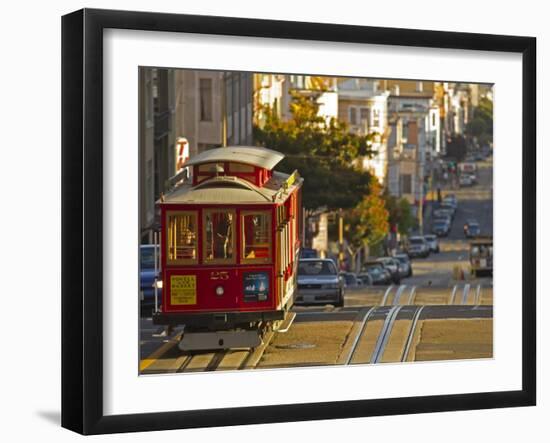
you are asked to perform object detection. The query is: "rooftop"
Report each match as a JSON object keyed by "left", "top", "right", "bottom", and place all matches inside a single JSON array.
[
  {"left": 163, "top": 171, "right": 302, "bottom": 205},
  {"left": 185, "top": 146, "right": 284, "bottom": 171}
]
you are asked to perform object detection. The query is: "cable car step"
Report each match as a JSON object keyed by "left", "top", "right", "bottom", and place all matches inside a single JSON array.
[{"left": 178, "top": 330, "right": 262, "bottom": 351}]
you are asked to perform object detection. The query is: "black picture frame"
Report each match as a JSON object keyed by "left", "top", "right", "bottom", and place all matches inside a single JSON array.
[{"left": 62, "top": 8, "right": 536, "bottom": 435}]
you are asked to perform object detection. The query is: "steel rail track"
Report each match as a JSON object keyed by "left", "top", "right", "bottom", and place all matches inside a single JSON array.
[
  {"left": 401, "top": 305, "right": 425, "bottom": 362},
  {"left": 344, "top": 306, "right": 377, "bottom": 365},
  {"left": 370, "top": 305, "right": 403, "bottom": 363}
]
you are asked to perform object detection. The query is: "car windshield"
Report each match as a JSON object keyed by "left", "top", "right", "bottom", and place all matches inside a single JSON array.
[
  {"left": 365, "top": 265, "right": 382, "bottom": 274},
  {"left": 425, "top": 235, "right": 436, "bottom": 241},
  {"left": 343, "top": 274, "right": 356, "bottom": 285},
  {"left": 299, "top": 261, "right": 337, "bottom": 276},
  {"left": 140, "top": 247, "right": 157, "bottom": 269},
  {"left": 395, "top": 256, "right": 408, "bottom": 264},
  {"left": 409, "top": 238, "right": 424, "bottom": 244}
]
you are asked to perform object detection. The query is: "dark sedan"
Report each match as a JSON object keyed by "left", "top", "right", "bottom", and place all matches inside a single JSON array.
[
  {"left": 361, "top": 262, "right": 392, "bottom": 285},
  {"left": 140, "top": 244, "right": 161, "bottom": 313}
]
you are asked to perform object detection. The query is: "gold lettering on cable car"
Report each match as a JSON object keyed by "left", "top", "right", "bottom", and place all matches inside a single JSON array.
[{"left": 210, "top": 271, "right": 230, "bottom": 280}]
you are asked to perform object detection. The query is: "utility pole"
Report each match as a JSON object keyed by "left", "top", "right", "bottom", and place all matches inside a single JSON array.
[
  {"left": 338, "top": 208, "right": 344, "bottom": 270},
  {"left": 221, "top": 73, "right": 227, "bottom": 147},
  {"left": 417, "top": 142, "right": 424, "bottom": 235}
]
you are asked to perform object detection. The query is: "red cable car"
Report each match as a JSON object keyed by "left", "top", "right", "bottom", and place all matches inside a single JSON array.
[{"left": 152, "top": 146, "right": 303, "bottom": 350}]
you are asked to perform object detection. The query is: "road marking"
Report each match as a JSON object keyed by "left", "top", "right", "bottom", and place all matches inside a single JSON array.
[
  {"left": 345, "top": 307, "right": 377, "bottom": 365},
  {"left": 276, "top": 312, "right": 296, "bottom": 333},
  {"left": 401, "top": 306, "right": 425, "bottom": 362},
  {"left": 381, "top": 285, "right": 394, "bottom": 306},
  {"left": 407, "top": 286, "right": 417, "bottom": 304},
  {"left": 474, "top": 284, "right": 482, "bottom": 305},
  {"left": 241, "top": 329, "right": 275, "bottom": 370},
  {"left": 461, "top": 283, "right": 471, "bottom": 305},
  {"left": 392, "top": 285, "right": 407, "bottom": 305},
  {"left": 449, "top": 285, "right": 458, "bottom": 305},
  {"left": 370, "top": 306, "right": 403, "bottom": 363},
  {"left": 140, "top": 338, "right": 180, "bottom": 372}
]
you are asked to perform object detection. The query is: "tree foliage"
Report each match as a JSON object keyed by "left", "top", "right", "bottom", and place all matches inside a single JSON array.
[
  {"left": 253, "top": 91, "right": 376, "bottom": 210},
  {"left": 383, "top": 192, "right": 415, "bottom": 235},
  {"left": 344, "top": 175, "right": 389, "bottom": 251},
  {"left": 466, "top": 96, "right": 493, "bottom": 146}
]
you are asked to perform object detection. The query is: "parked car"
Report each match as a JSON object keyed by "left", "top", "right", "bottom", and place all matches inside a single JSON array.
[
  {"left": 465, "top": 221, "right": 481, "bottom": 238},
  {"left": 140, "top": 244, "right": 161, "bottom": 312},
  {"left": 463, "top": 219, "right": 480, "bottom": 237},
  {"left": 394, "top": 253, "right": 413, "bottom": 278},
  {"left": 340, "top": 272, "right": 365, "bottom": 289},
  {"left": 433, "top": 208, "right": 454, "bottom": 222},
  {"left": 361, "top": 262, "right": 392, "bottom": 285},
  {"left": 459, "top": 174, "right": 473, "bottom": 187},
  {"left": 296, "top": 259, "right": 345, "bottom": 307},
  {"left": 377, "top": 257, "right": 401, "bottom": 284},
  {"left": 300, "top": 248, "right": 318, "bottom": 259},
  {"left": 424, "top": 234, "right": 440, "bottom": 253},
  {"left": 356, "top": 273, "right": 374, "bottom": 286},
  {"left": 442, "top": 194, "right": 458, "bottom": 209},
  {"left": 406, "top": 236, "right": 430, "bottom": 258},
  {"left": 439, "top": 203, "right": 456, "bottom": 218},
  {"left": 431, "top": 218, "right": 450, "bottom": 237}
]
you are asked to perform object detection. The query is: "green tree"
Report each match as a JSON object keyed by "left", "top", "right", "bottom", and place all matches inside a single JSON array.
[
  {"left": 383, "top": 192, "right": 415, "bottom": 235},
  {"left": 467, "top": 96, "right": 493, "bottom": 147},
  {"left": 344, "top": 176, "right": 389, "bottom": 253},
  {"left": 254, "top": 91, "right": 376, "bottom": 210}
]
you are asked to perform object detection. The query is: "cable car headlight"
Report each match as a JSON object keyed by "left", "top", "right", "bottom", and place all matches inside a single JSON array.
[{"left": 215, "top": 286, "right": 224, "bottom": 296}]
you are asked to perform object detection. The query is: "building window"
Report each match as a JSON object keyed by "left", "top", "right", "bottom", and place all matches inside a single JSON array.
[
  {"left": 199, "top": 78, "right": 213, "bottom": 121},
  {"left": 360, "top": 107, "right": 370, "bottom": 127},
  {"left": 203, "top": 210, "right": 236, "bottom": 263},
  {"left": 166, "top": 211, "right": 198, "bottom": 264},
  {"left": 432, "top": 112, "right": 436, "bottom": 127},
  {"left": 241, "top": 211, "right": 272, "bottom": 264},
  {"left": 349, "top": 107, "right": 358, "bottom": 125},
  {"left": 401, "top": 174, "right": 412, "bottom": 194},
  {"left": 372, "top": 109, "right": 381, "bottom": 127}
]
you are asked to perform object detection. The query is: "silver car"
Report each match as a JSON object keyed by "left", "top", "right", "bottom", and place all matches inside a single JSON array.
[
  {"left": 296, "top": 259, "right": 345, "bottom": 307},
  {"left": 407, "top": 236, "right": 430, "bottom": 258},
  {"left": 424, "top": 235, "right": 440, "bottom": 253},
  {"left": 394, "top": 253, "right": 412, "bottom": 278}
]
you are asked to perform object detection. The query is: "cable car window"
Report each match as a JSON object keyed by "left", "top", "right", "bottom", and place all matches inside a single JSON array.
[
  {"left": 198, "top": 163, "right": 224, "bottom": 173},
  {"left": 204, "top": 209, "right": 236, "bottom": 263},
  {"left": 229, "top": 163, "right": 254, "bottom": 173},
  {"left": 166, "top": 211, "right": 198, "bottom": 265},
  {"left": 241, "top": 211, "right": 271, "bottom": 264}
]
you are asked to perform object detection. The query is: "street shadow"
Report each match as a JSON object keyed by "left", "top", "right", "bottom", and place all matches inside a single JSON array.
[{"left": 36, "top": 410, "right": 61, "bottom": 426}]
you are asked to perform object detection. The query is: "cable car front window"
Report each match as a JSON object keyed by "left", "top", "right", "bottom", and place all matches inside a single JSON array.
[
  {"left": 242, "top": 211, "right": 272, "bottom": 264},
  {"left": 166, "top": 211, "right": 198, "bottom": 265},
  {"left": 204, "top": 210, "right": 235, "bottom": 263}
]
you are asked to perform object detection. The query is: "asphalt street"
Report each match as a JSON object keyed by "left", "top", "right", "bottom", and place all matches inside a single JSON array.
[
  {"left": 403, "top": 157, "right": 493, "bottom": 288},
  {"left": 139, "top": 156, "right": 494, "bottom": 372}
]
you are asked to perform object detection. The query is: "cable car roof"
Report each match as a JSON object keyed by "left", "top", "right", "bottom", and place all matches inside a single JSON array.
[
  {"left": 185, "top": 146, "right": 284, "bottom": 170},
  {"left": 162, "top": 171, "right": 302, "bottom": 205}
]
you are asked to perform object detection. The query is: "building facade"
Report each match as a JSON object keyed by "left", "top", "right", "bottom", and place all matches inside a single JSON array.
[
  {"left": 337, "top": 78, "right": 390, "bottom": 184},
  {"left": 139, "top": 68, "right": 254, "bottom": 243}
]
